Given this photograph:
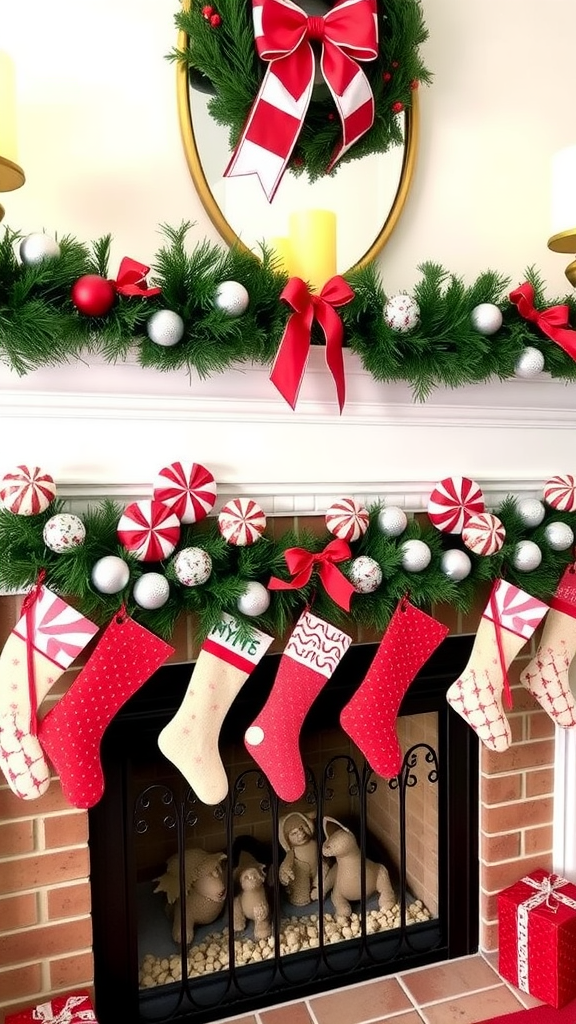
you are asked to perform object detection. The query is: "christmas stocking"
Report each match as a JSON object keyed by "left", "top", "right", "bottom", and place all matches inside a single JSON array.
[
  {"left": 519, "top": 566, "right": 576, "bottom": 727},
  {"left": 446, "top": 579, "right": 549, "bottom": 752},
  {"left": 38, "top": 611, "right": 174, "bottom": 808},
  {"left": 158, "top": 613, "right": 273, "bottom": 805},
  {"left": 244, "top": 610, "right": 352, "bottom": 803},
  {"left": 339, "top": 598, "right": 450, "bottom": 779},
  {"left": 0, "top": 581, "right": 99, "bottom": 800}
]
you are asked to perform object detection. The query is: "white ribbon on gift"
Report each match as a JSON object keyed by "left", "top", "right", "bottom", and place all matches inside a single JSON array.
[
  {"left": 516, "top": 874, "right": 576, "bottom": 992},
  {"left": 32, "top": 996, "right": 97, "bottom": 1023}
]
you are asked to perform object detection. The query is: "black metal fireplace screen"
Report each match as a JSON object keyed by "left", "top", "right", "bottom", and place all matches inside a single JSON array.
[{"left": 88, "top": 634, "right": 478, "bottom": 1024}]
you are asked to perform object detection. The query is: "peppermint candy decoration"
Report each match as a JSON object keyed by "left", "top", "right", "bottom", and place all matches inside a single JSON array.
[
  {"left": 462, "top": 512, "right": 506, "bottom": 556},
  {"left": 543, "top": 474, "right": 576, "bottom": 513},
  {"left": 117, "top": 500, "right": 181, "bottom": 561},
  {"left": 218, "top": 497, "right": 266, "bottom": 546},
  {"left": 0, "top": 465, "right": 56, "bottom": 515},
  {"left": 153, "top": 461, "right": 217, "bottom": 524},
  {"left": 428, "top": 476, "right": 485, "bottom": 534},
  {"left": 325, "top": 497, "right": 369, "bottom": 543}
]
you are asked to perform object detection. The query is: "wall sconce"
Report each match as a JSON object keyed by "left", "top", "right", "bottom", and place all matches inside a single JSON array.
[
  {"left": 548, "top": 145, "right": 576, "bottom": 287},
  {"left": 0, "top": 52, "right": 25, "bottom": 222}
]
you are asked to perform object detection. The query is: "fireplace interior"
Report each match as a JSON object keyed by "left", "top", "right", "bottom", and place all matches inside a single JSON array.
[{"left": 88, "top": 634, "right": 478, "bottom": 1024}]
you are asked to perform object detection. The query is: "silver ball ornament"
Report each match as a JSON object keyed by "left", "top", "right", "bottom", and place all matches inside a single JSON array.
[
  {"left": 400, "top": 539, "right": 432, "bottom": 572},
  {"left": 377, "top": 506, "right": 408, "bottom": 538},
  {"left": 512, "top": 539, "right": 542, "bottom": 572},
  {"left": 172, "top": 546, "right": 212, "bottom": 586},
  {"left": 514, "top": 346, "right": 545, "bottom": 379},
  {"left": 214, "top": 280, "right": 250, "bottom": 317},
  {"left": 470, "top": 302, "right": 503, "bottom": 335},
  {"left": 383, "top": 294, "right": 420, "bottom": 333},
  {"left": 43, "top": 513, "right": 86, "bottom": 553},
  {"left": 132, "top": 572, "right": 170, "bottom": 609},
  {"left": 440, "top": 548, "right": 472, "bottom": 581},
  {"left": 348, "top": 555, "right": 383, "bottom": 594},
  {"left": 147, "top": 309, "right": 185, "bottom": 347},
  {"left": 91, "top": 555, "right": 130, "bottom": 594},
  {"left": 516, "top": 497, "right": 546, "bottom": 528},
  {"left": 237, "top": 581, "right": 271, "bottom": 617},
  {"left": 19, "top": 232, "right": 61, "bottom": 266},
  {"left": 543, "top": 521, "right": 574, "bottom": 552}
]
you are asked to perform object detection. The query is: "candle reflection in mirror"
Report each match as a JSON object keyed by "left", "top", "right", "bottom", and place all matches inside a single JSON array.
[{"left": 270, "top": 209, "right": 337, "bottom": 292}]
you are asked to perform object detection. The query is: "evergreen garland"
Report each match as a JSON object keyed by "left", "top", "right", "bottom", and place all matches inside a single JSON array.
[
  {"left": 170, "top": 0, "right": 432, "bottom": 183},
  {"left": 2, "top": 223, "right": 576, "bottom": 397},
  {"left": 0, "top": 486, "right": 574, "bottom": 643}
]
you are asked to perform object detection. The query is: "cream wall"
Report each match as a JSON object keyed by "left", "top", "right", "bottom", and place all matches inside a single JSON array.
[{"left": 1, "top": 0, "right": 576, "bottom": 496}]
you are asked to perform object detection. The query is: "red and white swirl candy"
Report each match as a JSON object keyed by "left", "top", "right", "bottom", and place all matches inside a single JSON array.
[
  {"left": 153, "top": 461, "right": 217, "bottom": 524},
  {"left": 325, "top": 497, "right": 369, "bottom": 542},
  {"left": 117, "top": 500, "right": 181, "bottom": 561},
  {"left": 0, "top": 465, "right": 56, "bottom": 516},
  {"left": 428, "top": 476, "right": 485, "bottom": 534},
  {"left": 218, "top": 498, "right": 266, "bottom": 546},
  {"left": 462, "top": 513, "right": 506, "bottom": 556},
  {"left": 543, "top": 474, "right": 576, "bottom": 513}
]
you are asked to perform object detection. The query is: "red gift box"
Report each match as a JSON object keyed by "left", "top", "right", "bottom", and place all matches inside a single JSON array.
[
  {"left": 498, "top": 868, "right": 576, "bottom": 1008},
  {"left": 5, "top": 992, "right": 97, "bottom": 1024}
]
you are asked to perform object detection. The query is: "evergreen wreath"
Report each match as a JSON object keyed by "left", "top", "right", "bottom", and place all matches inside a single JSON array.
[
  {"left": 2, "top": 222, "right": 576, "bottom": 400},
  {"left": 170, "top": 0, "right": 432, "bottom": 183},
  {"left": 0, "top": 483, "right": 574, "bottom": 643}
]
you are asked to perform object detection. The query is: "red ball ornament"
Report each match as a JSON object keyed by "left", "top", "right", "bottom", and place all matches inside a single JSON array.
[{"left": 71, "top": 275, "right": 116, "bottom": 317}]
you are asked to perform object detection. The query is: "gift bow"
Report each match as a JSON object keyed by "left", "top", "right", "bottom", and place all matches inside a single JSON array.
[
  {"left": 268, "top": 538, "right": 355, "bottom": 610},
  {"left": 270, "top": 275, "right": 355, "bottom": 411},
  {"left": 32, "top": 995, "right": 97, "bottom": 1023},
  {"left": 509, "top": 281, "right": 576, "bottom": 361},
  {"left": 225, "top": 0, "right": 378, "bottom": 200},
  {"left": 114, "top": 257, "right": 162, "bottom": 298},
  {"left": 516, "top": 874, "right": 576, "bottom": 993}
]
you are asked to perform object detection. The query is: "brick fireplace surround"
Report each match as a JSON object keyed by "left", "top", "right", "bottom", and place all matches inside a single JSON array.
[{"left": 0, "top": 536, "right": 556, "bottom": 1022}]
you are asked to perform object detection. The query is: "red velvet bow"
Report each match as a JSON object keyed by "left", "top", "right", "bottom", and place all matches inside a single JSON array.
[
  {"left": 509, "top": 281, "right": 576, "bottom": 361},
  {"left": 268, "top": 538, "right": 355, "bottom": 610},
  {"left": 225, "top": 0, "right": 378, "bottom": 200},
  {"left": 270, "top": 275, "right": 355, "bottom": 411},
  {"left": 114, "top": 257, "right": 162, "bottom": 298},
  {"left": 21, "top": 569, "right": 46, "bottom": 737}
]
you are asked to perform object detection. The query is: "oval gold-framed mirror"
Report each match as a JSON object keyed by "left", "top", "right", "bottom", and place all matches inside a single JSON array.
[{"left": 176, "top": 25, "right": 420, "bottom": 275}]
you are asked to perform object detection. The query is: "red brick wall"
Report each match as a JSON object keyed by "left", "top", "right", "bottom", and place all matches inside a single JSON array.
[{"left": 0, "top": 541, "right": 556, "bottom": 1019}]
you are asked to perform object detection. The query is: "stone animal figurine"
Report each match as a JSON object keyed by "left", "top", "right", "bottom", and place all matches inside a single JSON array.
[
  {"left": 278, "top": 810, "right": 326, "bottom": 906},
  {"left": 154, "top": 848, "right": 227, "bottom": 946},
  {"left": 321, "top": 816, "right": 395, "bottom": 917},
  {"left": 233, "top": 850, "right": 272, "bottom": 940}
]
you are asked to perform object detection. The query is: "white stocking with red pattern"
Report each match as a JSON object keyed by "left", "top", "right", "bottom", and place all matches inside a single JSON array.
[
  {"left": 519, "top": 566, "right": 576, "bottom": 728},
  {"left": 446, "top": 579, "right": 548, "bottom": 752}
]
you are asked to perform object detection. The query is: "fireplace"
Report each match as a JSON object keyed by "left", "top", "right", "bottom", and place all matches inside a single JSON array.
[{"left": 88, "top": 633, "right": 478, "bottom": 1024}]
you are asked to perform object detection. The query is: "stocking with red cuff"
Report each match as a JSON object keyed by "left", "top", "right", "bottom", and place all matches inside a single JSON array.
[
  {"left": 244, "top": 609, "right": 352, "bottom": 803},
  {"left": 519, "top": 565, "right": 576, "bottom": 727},
  {"left": 38, "top": 611, "right": 174, "bottom": 808},
  {"left": 0, "top": 581, "right": 99, "bottom": 800},
  {"left": 446, "top": 579, "right": 549, "bottom": 752},
  {"left": 158, "top": 613, "right": 273, "bottom": 805},
  {"left": 339, "top": 598, "right": 450, "bottom": 779}
]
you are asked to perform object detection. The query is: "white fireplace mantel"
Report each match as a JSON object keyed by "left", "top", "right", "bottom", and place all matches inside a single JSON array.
[{"left": 1, "top": 350, "right": 576, "bottom": 511}]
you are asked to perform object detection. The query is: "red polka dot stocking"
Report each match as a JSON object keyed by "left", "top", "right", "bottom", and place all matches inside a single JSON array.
[
  {"left": 446, "top": 579, "right": 549, "bottom": 752},
  {"left": 38, "top": 611, "right": 174, "bottom": 808},
  {"left": 0, "top": 582, "right": 98, "bottom": 801},
  {"left": 244, "top": 610, "right": 352, "bottom": 803},
  {"left": 158, "top": 613, "right": 273, "bottom": 805},
  {"left": 339, "top": 598, "right": 449, "bottom": 779},
  {"left": 519, "top": 565, "right": 576, "bottom": 728}
]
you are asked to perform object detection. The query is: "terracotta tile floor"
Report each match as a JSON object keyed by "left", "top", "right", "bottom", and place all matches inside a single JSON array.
[{"left": 218, "top": 953, "right": 543, "bottom": 1024}]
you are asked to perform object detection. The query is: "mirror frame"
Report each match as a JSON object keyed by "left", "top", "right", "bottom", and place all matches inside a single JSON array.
[{"left": 176, "top": 28, "right": 420, "bottom": 273}]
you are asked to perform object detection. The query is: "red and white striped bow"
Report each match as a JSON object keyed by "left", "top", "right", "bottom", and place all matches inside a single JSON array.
[{"left": 225, "top": 0, "right": 378, "bottom": 201}]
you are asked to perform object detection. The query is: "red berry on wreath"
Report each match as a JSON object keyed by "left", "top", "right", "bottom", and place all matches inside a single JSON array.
[
  {"left": 382, "top": 71, "right": 392, "bottom": 82},
  {"left": 210, "top": 13, "right": 221, "bottom": 26},
  {"left": 391, "top": 61, "right": 399, "bottom": 68},
  {"left": 392, "top": 101, "right": 404, "bottom": 113},
  {"left": 202, "top": 5, "right": 213, "bottom": 16},
  {"left": 410, "top": 79, "right": 420, "bottom": 90},
  {"left": 71, "top": 275, "right": 116, "bottom": 317}
]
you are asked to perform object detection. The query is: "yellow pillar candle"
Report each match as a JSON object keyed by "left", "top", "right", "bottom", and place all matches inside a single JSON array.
[
  {"left": 269, "top": 235, "right": 295, "bottom": 277},
  {"left": 288, "top": 209, "right": 337, "bottom": 292}
]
